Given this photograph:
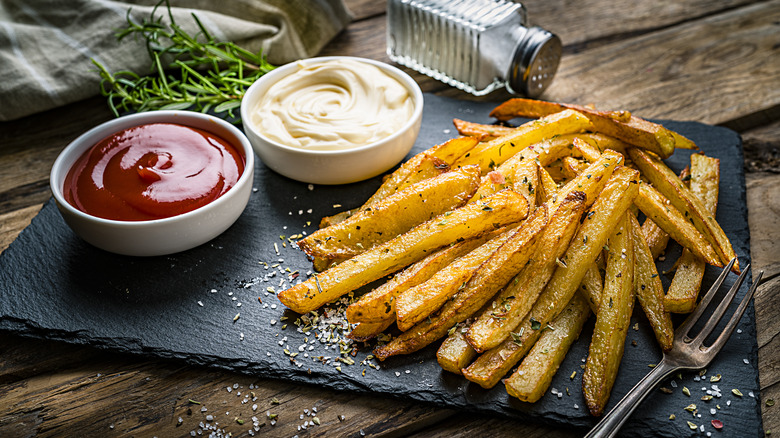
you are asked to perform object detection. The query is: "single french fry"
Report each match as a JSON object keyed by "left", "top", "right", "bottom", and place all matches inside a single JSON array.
[
  {"left": 348, "top": 319, "right": 395, "bottom": 342},
  {"left": 374, "top": 206, "right": 547, "bottom": 360},
  {"left": 561, "top": 156, "right": 589, "bottom": 180},
  {"left": 346, "top": 235, "right": 492, "bottom": 324},
  {"left": 469, "top": 153, "right": 539, "bottom": 208},
  {"left": 453, "top": 109, "right": 592, "bottom": 173},
  {"left": 453, "top": 118, "right": 516, "bottom": 141},
  {"left": 465, "top": 191, "right": 587, "bottom": 352},
  {"left": 628, "top": 213, "right": 674, "bottom": 351},
  {"left": 461, "top": 166, "right": 640, "bottom": 388},
  {"left": 505, "top": 293, "right": 591, "bottom": 402},
  {"left": 583, "top": 213, "right": 635, "bottom": 417},
  {"left": 634, "top": 183, "right": 722, "bottom": 267},
  {"left": 395, "top": 226, "right": 518, "bottom": 331},
  {"left": 437, "top": 325, "right": 478, "bottom": 374},
  {"left": 629, "top": 147, "right": 737, "bottom": 272},
  {"left": 537, "top": 164, "right": 558, "bottom": 205},
  {"left": 638, "top": 167, "right": 688, "bottom": 260},
  {"left": 641, "top": 218, "right": 671, "bottom": 260},
  {"left": 666, "top": 153, "right": 720, "bottom": 313},
  {"left": 279, "top": 190, "right": 530, "bottom": 314},
  {"left": 579, "top": 263, "right": 604, "bottom": 313},
  {"left": 489, "top": 99, "right": 683, "bottom": 159},
  {"left": 299, "top": 166, "right": 481, "bottom": 261}
]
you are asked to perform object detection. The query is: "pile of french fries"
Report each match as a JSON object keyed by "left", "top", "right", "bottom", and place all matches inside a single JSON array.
[{"left": 278, "top": 98, "right": 736, "bottom": 417}]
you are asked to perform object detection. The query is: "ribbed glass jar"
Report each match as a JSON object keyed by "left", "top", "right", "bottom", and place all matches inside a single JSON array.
[{"left": 386, "top": 0, "right": 561, "bottom": 97}]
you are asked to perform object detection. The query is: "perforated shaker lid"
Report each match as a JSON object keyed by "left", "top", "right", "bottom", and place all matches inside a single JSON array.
[{"left": 507, "top": 26, "right": 562, "bottom": 98}]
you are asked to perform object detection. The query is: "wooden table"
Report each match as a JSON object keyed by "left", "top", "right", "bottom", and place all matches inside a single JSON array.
[{"left": 1, "top": 1, "right": 778, "bottom": 436}]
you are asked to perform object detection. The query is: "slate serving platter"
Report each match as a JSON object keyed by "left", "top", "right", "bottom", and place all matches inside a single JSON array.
[{"left": 0, "top": 94, "right": 761, "bottom": 437}]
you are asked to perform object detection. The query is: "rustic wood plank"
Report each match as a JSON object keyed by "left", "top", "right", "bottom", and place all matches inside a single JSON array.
[
  {"left": 408, "top": 416, "right": 580, "bottom": 438},
  {"left": 0, "top": 205, "right": 41, "bottom": 253},
  {"left": 545, "top": 1, "right": 780, "bottom": 126},
  {"left": 525, "top": 0, "right": 760, "bottom": 48}
]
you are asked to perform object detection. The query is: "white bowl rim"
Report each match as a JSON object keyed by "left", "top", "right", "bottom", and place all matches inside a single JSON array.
[
  {"left": 50, "top": 110, "right": 255, "bottom": 228},
  {"left": 240, "top": 56, "right": 424, "bottom": 157}
]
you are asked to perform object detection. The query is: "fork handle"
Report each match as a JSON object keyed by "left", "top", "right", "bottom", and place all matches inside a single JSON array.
[{"left": 585, "top": 359, "right": 678, "bottom": 438}]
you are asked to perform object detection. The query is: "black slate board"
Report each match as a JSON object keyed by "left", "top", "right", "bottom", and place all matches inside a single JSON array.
[{"left": 0, "top": 94, "right": 761, "bottom": 437}]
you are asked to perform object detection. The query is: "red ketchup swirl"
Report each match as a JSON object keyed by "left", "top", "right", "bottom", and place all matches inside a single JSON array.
[{"left": 63, "top": 123, "right": 245, "bottom": 221}]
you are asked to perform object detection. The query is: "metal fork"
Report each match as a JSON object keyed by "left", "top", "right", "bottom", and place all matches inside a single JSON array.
[{"left": 585, "top": 258, "right": 763, "bottom": 438}]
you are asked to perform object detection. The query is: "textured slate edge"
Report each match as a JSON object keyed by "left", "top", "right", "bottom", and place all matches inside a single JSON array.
[{"left": 0, "top": 95, "right": 761, "bottom": 437}]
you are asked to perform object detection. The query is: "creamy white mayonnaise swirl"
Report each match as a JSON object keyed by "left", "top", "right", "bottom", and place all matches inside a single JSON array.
[{"left": 251, "top": 59, "right": 415, "bottom": 151}]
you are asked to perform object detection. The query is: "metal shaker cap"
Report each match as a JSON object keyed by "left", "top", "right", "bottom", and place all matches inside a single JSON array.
[{"left": 507, "top": 26, "right": 562, "bottom": 98}]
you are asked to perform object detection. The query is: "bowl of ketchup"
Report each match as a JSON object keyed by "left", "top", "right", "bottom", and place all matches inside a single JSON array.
[{"left": 50, "top": 111, "right": 254, "bottom": 256}]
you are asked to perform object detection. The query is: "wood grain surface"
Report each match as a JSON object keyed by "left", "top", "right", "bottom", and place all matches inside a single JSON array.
[{"left": 1, "top": 0, "right": 778, "bottom": 437}]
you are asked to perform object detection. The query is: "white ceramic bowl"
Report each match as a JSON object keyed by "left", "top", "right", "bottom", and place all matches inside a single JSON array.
[
  {"left": 50, "top": 111, "right": 255, "bottom": 257},
  {"left": 240, "top": 56, "right": 423, "bottom": 185}
]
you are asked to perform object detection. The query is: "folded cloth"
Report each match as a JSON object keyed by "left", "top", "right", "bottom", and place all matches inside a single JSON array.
[{"left": 0, "top": 0, "right": 352, "bottom": 121}]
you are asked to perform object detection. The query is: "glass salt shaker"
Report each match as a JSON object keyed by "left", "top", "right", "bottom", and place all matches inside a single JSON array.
[{"left": 386, "top": 0, "right": 562, "bottom": 97}]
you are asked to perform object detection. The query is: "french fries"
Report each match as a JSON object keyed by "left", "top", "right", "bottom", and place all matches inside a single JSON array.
[
  {"left": 462, "top": 167, "right": 640, "bottom": 389},
  {"left": 374, "top": 206, "right": 548, "bottom": 360},
  {"left": 629, "top": 147, "right": 737, "bottom": 272},
  {"left": 489, "top": 98, "right": 696, "bottom": 158},
  {"left": 666, "top": 153, "right": 721, "bottom": 313},
  {"left": 634, "top": 183, "right": 722, "bottom": 267},
  {"left": 465, "top": 191, "right": 587, "bottom": 352},
  {"left": 504, "top": 293, "right": 591, "bottom": 402},
  {"left": 345, "top": 235, "right": 491, "bottom": 325},
  {"left": 395, "top": 226, "right": 517, "bottom": 331},
  {"left": 275, "top": 97, "right": 739, "bottom": 416},
  {"left": 628, "top": 213, "right": 674, "bottom": 351},
  {"left": 582, "top": 213, "right": 635, "bottom": 417},
  {"left": 299, "top": 166, "right": 481, "bottom": 262},
  {"left": 279, "top": 190, "right": 530, "bottom": 314},
  {"left": 437, "top": 325, "right": 478, "bottom": 374},
  {"left": 453, "top": 109, "right": 592, "bottom": 173}
]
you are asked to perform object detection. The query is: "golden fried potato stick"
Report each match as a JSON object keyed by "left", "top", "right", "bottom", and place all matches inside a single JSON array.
[
  {"left": 666, "top": 153, "right": 721, "bottom": 313},
  {"left": 629, "top": 147, "right": 737, "bottom": 272},
  {"left": 279, "top": 190, "right": 530, "bottom": 314},
  {"left": 489, "top": 98, "right": 697, "bottom": 158},
  {"left": 461, "top": 166, "right": 640, "bottom": 389},
  {"left": 578, "top": 263, "right": 604, "bottom": 313},
  {"left": 641, "top": 218, "right": 671, "bottom": 260},
  {"left": 395, "top": 227, "right": 516, "bottom": 331},
  {"left": 505, "top": 293, "right": 591, "bottom": 402},
  {"left": 452, "top": 118, "right": 517, "bottom": 141},
  {"left": 373, "top": 206, "right": 548, "bottom": 360},
  {"left": 628, "top": 213, "right": 674, "bottom": 351},
  {"left": 319, "top": 136, "right": 479, "bottom": 228},
  {"left": 346, "top": 234, "right": 493, "bottom": 324},
  {"left": 299, "top": 166, "right": 481, "bottom": 262},
  {"left": 583, "top": 213, "right": 636, "bottom": 417},
  {"left": 465, "top": 190, "right": 587, "bottom": 352},
  {"left": 453, "top": 109, "right": 592, "bottom": 173},
  {"left": 634, "top": 183, "right": 721, "bottom": 267},
  {"left": 347, "top": 319, "right": 395, "bottom": 342},
  {"left": 437, "top": 324, "right": 479, "bottom": 375},
  {"left": 469, "top": 152, "right": 540, "bottom": 207}
]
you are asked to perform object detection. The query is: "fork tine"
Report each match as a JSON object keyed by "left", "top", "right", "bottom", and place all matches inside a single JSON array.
[
  {"left": 689, "top": 263, "right": 750, "bottom": 349},
  {"left": 676, "top": 258, "right": 737, "bottom": 341},
  {"left": 703, "top": 269, "right": 763, "bottom": 355}
]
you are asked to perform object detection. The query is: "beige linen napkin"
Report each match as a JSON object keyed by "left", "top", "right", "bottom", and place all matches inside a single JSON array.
[{"left": 0, "top": 0, "right": 352, "bottom": 121}]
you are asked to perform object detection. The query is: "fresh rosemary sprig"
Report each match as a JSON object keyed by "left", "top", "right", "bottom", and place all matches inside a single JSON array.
[{"left": 92, "top": 1, "right": 275, "bottom": 121}]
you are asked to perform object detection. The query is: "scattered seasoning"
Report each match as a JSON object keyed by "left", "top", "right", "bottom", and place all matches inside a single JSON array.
[
  {"left": 669, "top": 414, "right": 676, "bottom": 420},
  {"left": 710, "top": 374, "right": 721, "bottom": 382},
  {"left": 682, "top": 387, "right": 691, "bottom": 396},
  {"left": 711, "top": 419, "right": 723, "bottom": 429},
  {"left": 767, "top": 399, "right": 776, "bottom": 407},
  {"left": 732, "top": 389, "right": 743, "bottom": 397},
  {"left": 687, "top": 421, "right": 698, "bottom": 430}
]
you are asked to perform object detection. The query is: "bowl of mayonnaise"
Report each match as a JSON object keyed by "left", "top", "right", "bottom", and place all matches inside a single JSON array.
[{"left": 240, "top": 56, "right": 423, "bottom": 185}]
